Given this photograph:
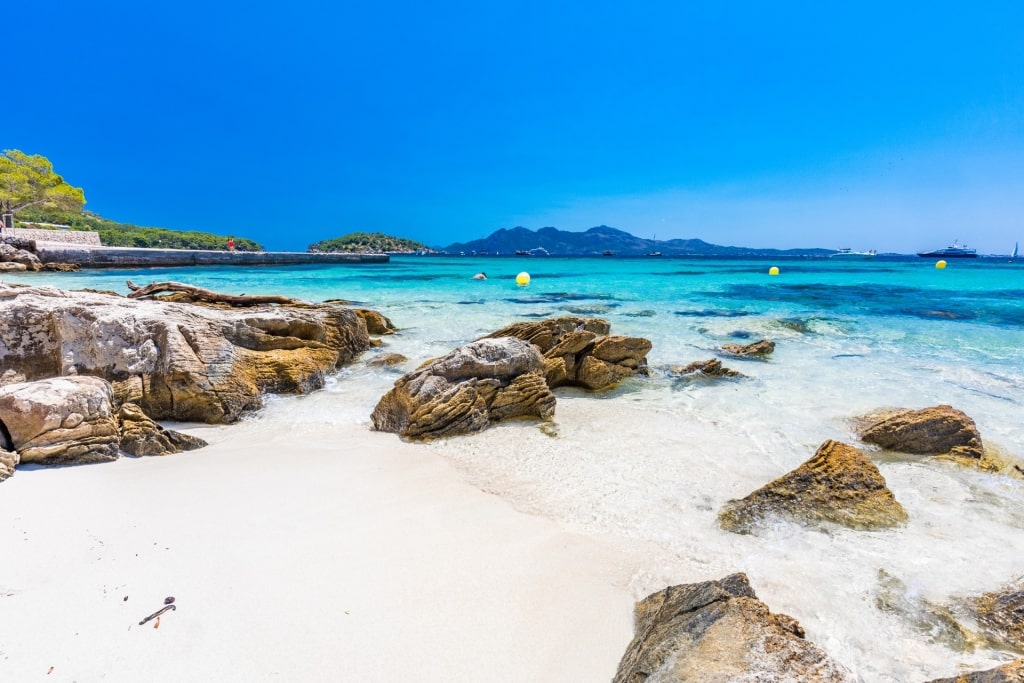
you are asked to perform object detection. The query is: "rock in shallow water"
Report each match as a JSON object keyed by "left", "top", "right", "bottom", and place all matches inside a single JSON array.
[
  {"left": 484, "top": 316, "right": 651, "bottom": 390},
  {"left": 858, "top": 404, "right": 984, "bottom": 460},
  {"left": 371, "top": 337, "right": 555, "bottom": 440},
  {"left": 924, "top": 659, "right": 1024, "bottom": 683},
  {"left": 718, "top": 439, "right": 908, "bottom": 534},
  {"left": 613, "top": 573, "right": 855, "bottom": 683}
]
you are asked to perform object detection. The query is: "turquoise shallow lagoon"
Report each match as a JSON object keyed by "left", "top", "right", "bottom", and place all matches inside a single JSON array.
[{"left": 7, "top": 255, "right": 1024, "bottom": 680}]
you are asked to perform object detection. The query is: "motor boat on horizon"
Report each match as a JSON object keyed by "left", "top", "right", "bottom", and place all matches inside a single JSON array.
[
  {"left": 829, "top": 248, "right": 877, "bottom": 259},
  {"left": 916, "top": 241, "right": 978, "bottom": 258}
]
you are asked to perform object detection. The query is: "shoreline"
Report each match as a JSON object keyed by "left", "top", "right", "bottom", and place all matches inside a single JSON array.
[{"left": 0, "top": 414, "right": 639, "bottom": 681}]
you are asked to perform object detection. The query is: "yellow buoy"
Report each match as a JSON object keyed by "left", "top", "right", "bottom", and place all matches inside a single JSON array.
[
  {"left": 935, "top": 260, "right": 947, "bottom": 269},
  {"left": 768, "top": 266, "right": 780, "bottom": 276},
  {"left": 516, "top": 271, "right": 531, "bottom": 286}
]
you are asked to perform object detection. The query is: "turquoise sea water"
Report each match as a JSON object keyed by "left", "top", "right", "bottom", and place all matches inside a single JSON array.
[{"left": 7, "top": 256, "right": 1024, "bottom": 681}]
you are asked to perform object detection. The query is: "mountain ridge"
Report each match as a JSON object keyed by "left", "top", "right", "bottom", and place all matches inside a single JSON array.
[{"left": 442, "top": 225, "right": 832, "bottom": 256}]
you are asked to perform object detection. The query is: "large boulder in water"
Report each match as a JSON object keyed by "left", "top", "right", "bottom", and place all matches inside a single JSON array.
[
  {"left": 371, "top": 337, "right": 556, "bottom": 440},
  {"left": 858, "top": 405, "right": 984, "bottom": 460},
  {"left": 925, "top": 659, "right": 1024, "bottom": 683},
  {"left": 0, "top": 376, "right": 120, "bottom": 465},
  {"left": 0, "top": 284, "right": 373, "bottom": 423},
  {"left": 613, "top": 573, "right": 854, "bottom": 683},
  {"left": 718, "top": 440, "right": 908, "bottom": 534},
  {"left": 483, "top": 317, "right": 651, "bottom": 390}
]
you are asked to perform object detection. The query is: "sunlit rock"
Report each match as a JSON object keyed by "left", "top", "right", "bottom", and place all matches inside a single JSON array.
[
  {"left": 613, "top": 573, "right": 855, "bottom": 683},
  {"left": 371, "top": 337, "right": 555, "bottom": 440},
  {"left": 718, "top": 439, "right": 908, "bottom": 533}
]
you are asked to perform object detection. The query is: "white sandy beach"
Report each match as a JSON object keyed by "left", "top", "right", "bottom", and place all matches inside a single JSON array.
[{"left": 0, "top": 415, "right": 640, "bottom": 682}]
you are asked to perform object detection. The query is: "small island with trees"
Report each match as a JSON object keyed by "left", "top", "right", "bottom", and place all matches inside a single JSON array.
[{"left": 308, "top": 232, "right": 432, "bottom": 254}]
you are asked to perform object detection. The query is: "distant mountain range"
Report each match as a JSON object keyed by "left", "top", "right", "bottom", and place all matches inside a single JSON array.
[{"left": 442, "top": 226, "right": 833, "bottom": 257}]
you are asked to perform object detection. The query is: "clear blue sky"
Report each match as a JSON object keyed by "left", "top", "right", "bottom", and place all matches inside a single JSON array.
[{"left": 4, "top": 2, "right": 1023, "bottom": 253}]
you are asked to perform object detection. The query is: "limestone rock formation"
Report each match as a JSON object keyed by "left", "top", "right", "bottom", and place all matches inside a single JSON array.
[
  {"left": 371, "top": 337, "right": 555, "bottom": 440},
  {"left": 0, "top": 262, "right": 27, "bottom": 272},
  {"left": 0, "top": 448, "right": 17, "bottom": 482},
  {"left": 719, "top": 440, "right": 908, "bottom": 534},
  {"left": 613, "top": 573, "right": 854, "bottom": 683},
  {"left": 483, "top": 317, "right": 651, "bottom": 390},
  {"left": 670, "top": 358, "right": 743, "bottom": 379},
  {"left": 721, "top": 338, "right": 775, "bottom": 357},
  {"left": 0, "top": 242, "right": 42, "bottom": 271},
  {"left": 925, "top": 659, "right": 1024, "bottom": 683},
  {"left": 0, "top": 284, "right": 373, "bottom": 423},
  {"left": 858, "top": 405, "right": 984, "bottom": 460},
  {"left": 0, "top": 376, "right": 120, "bottom": 465},
  {"left": 117, "top": 403, "right": 207, "bottom": 456},
  {"left": 353, "top": 308, "right": 396, "bottom": 335}
]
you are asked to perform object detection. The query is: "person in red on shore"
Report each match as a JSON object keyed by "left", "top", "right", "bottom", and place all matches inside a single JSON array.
[{"left": 227, "top": 237, "right": 235, "bottom": 251}]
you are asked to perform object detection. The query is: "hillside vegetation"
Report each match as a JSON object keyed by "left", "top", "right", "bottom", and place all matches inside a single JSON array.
[
  {"left": 14, "top": 207, "right": 263, "bottom": 251},
  {"left": 309, "top": 232, "right": 431, "bottom": 253}
]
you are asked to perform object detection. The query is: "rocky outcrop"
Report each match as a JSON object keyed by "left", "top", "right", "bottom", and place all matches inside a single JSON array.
[
  {"left": 613, "top": 573, "right": 854, "bottom": 683},
  {"left": 670, "top": 358, "right": 743, "bottom": 379},
  {"left": 371, "top": 337, "right": 555, "bottom": 440},
  {"left": 970, "top": 583, "right": 1024, "bottom": 653},
  {"left": 0, "top": 262, "right": 27, "bottom": 272},
  {"left": 858, "top": 405, "right": 984, "bottom": 460},
  {"left": 0, "top": 448, "right": 17, "bottom": 482},
  {"left": 354, "top": 308, "right": 396, "bottom": 335},
  {"left": 484, "top": 317, "right": 651, "bottom": 390},
  {"left": 718, "top": 440, "right": 907, "bottom": 534},
  {"left": 117, "top": 403, "right": 207, "bottom": 456},
  {"left": 0, "top": 242, "right": 42, "bottom": 271},
  {"left": 0, "top": 376, "right": 120, "bottom": 465},
  {"left": 0, "top": 284, "right": 373, "bottom": 423},
  {"left": 925, "top": 659, "right": 1024, "bottom": 682},
  {"left": 721, "top": 338, "right": 775, "bottom": 357}
]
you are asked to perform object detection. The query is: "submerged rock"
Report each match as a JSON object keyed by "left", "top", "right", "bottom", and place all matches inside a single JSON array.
[
  {"left": 484, "top": 317, "right": 650, "bottom": 390},
  {"left": 117, "top": 403, "right": 207, "bottom": 456},
  {"left": 858, "top": 405, "right": 984, "bottom": 460},
  {"left": 613, "top": 573, "right": 854, "bottom": 683},
  {"left": 925, "top": 659, "right": 1024, "bottom": 682},
  {"left": 0, "top": 376, "right": 120, "bottom": 465},
  {"left": 371, "top": 337, "right": 555, "bottom": 440},
  {"left": 367, "top": 352, "right": 408, "bottom": 367},
  {"left": 970, "top": 582, "right": 1024, "bottom": 653},
  {"left": 670, "top": 358, "right": 744, "bottom": 379},
  {"left": 720, "top": 338, "right": 775, "bottom": 357},
  {"left": 0, "top": 284, "right": 373, "bottom": 423},
  {"left": 718, "top": 440, "right": 908, "bottom": 534}
]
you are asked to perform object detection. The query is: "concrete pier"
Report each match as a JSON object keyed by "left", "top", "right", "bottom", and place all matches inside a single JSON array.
[{"left": 34, "top": 245, "right": 389, "bottom": 268}]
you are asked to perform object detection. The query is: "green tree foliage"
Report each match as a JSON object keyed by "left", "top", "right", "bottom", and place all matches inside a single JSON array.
[
  {"left": 309, "top": 232, "right": 431, "bottom": 253},
  {"left": 16, "top": 206, "right": 263, "bottom": 251},
  {"left": 0, "top": 150, "right": 86, "bottom": 219}
]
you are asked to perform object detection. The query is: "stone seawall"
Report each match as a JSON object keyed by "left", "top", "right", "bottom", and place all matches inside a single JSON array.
[
  {"left": 34, "top": 245, "right": 389, "bottom": 268},
  {"left": 6, "top": 227, "right": 102, "bottom": 246}
]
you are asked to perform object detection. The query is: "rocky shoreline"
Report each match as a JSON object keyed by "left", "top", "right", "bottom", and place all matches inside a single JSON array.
[{"left": 1, "top": 280, "right": 1022, "bottom": 680}]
